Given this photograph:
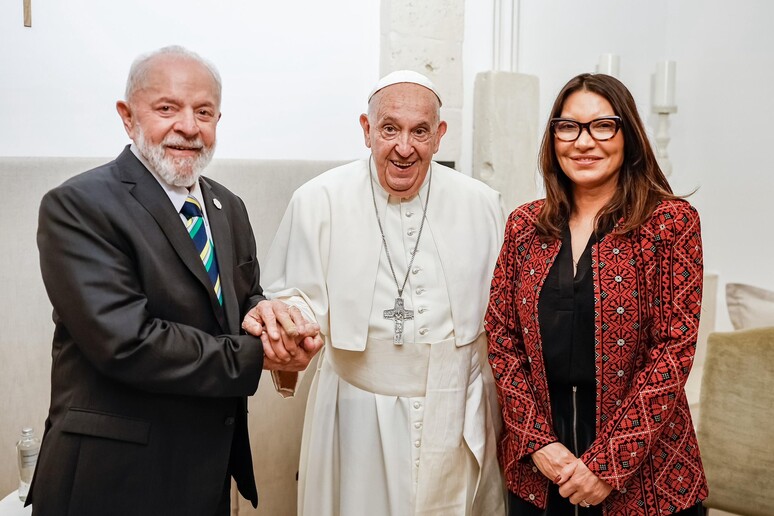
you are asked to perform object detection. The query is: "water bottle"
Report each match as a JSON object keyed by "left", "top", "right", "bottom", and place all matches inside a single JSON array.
[{"left": 16, "top": 427, "right": 41, "bottom": 502}]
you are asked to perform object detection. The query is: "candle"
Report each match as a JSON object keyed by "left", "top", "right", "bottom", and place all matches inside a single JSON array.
[
  {"left": 653, "top": 60, "right": 677, "bottom": 109},
  {"left": 596, "top": 54, "right": 620, "bottom": 77}
]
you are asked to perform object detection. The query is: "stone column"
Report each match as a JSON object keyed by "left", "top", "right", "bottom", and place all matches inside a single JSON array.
[
  {"left": 380, "top": 0, "right": 464, "bottom": 166},
  {"left": 473, "top": 71, "right": 539, "bottom": 213}
]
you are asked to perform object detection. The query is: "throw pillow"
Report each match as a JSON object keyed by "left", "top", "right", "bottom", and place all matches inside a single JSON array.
[{"left": 726, "top": 283, "right": 774, "bottom": 330}]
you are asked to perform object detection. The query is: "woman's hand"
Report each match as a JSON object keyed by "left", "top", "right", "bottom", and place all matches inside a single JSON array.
[
  {"left": 531, "top": 442, "right": 577, "bottom": 482},
  {"left": 556, "top": 458, "right": 613, "bottom": 507}
]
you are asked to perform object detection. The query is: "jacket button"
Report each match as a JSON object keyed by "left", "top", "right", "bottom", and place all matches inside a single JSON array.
[{"left": 224, "top": 416, "right": 235, "bottom": 426}]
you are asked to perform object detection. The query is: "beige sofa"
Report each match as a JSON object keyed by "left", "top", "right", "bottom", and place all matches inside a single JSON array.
[
  {"left": 0, "top": 155, "right": 344, "bottom": 515},
  {"left": 696, "top": 283, "right": 774, "bottom": 516},
  {"left": 698, "top": 326, "right": 774, "bottom": 516}
]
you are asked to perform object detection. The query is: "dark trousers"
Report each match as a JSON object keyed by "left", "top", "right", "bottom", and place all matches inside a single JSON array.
[
  {"left": 507, "top": 490, "right": 706, "bottom": 516},
  {"left": 214, "top": 477, "right": 231, "bottom": 516}
]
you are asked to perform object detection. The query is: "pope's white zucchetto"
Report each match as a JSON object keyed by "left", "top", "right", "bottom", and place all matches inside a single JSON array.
[{"left": 368, "top": 70, "right": 443, "bottom": 107}]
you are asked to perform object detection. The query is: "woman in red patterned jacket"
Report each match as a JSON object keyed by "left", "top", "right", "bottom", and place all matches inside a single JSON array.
[{"left": 485, "top": 73, "right": 708, "bottom": 516}]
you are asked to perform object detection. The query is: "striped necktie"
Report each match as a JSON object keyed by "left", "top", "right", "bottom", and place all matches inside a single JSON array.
[{"left": 180, "top": 196, "right": 222, "bottom": 305}]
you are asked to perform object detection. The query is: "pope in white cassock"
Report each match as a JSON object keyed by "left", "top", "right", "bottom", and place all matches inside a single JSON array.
[{"left": 260, "top": 71, "right": 507, "bottom": 516}]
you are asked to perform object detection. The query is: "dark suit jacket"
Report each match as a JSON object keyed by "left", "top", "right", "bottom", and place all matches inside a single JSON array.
[{"left": 29, "top": 147, "right": 265, "bottom": 515}]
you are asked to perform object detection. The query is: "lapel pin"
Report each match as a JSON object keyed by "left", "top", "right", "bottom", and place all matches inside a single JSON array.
[{"left": 213, "top": 198, "right": 222, "bottom": 210}]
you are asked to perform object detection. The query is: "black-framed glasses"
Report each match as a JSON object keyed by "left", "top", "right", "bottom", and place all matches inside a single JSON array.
[{"left": 550, "top": 116, "right": 622, "bottom": 142}]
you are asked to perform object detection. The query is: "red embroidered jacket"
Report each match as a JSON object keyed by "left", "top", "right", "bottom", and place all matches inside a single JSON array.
[{"left": 485, "top": 199, "right": 708, "bottom": 515}]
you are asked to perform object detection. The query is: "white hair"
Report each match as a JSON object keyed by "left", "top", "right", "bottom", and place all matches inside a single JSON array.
[{"left": 124, "top": 45, "right": 222, "bottom": 105}]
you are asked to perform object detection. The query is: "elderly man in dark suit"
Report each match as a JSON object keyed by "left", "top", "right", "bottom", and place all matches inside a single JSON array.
[{"left": 28, "top": 46, "right": 321, "bottom": 516}]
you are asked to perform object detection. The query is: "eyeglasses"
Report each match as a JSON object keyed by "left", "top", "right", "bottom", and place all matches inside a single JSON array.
[{"left": 550, "top": 116, "right": 622, "bottom": 142}]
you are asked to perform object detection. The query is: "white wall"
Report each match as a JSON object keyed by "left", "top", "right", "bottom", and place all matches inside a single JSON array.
[
  {"left": 0, "top": 0, "right": 379, "bottom": 160},
  {"left": 666, "top": 1, "right": 774, "bottom": 328},
  {"left": 461, "top": 0, "right": 774, "bottom": 330}
]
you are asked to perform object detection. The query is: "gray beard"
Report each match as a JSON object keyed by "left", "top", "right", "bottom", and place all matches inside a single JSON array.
[{"left": 134, "top": 126, "right": 215, "bottom": 188}]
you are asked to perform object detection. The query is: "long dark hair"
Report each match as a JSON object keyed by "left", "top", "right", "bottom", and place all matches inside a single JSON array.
[{"left": 535, "top": 73, "right": 679, "bottom": 240}]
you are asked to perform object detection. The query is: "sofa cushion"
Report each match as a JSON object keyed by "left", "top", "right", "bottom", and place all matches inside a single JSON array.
[
  {"left": 726, "top": 283, "right": 774, "bottom": 330},
  {"left": 698, "top": 326, "right": 774, "bottom": 514}
]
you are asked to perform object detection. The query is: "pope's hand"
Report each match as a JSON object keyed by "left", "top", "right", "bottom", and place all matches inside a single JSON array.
[{"left": 242, "top": 300, "right": 322, "bottom": 366}]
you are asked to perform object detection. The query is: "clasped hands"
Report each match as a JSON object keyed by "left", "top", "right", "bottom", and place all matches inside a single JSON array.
[
  {"left": 242, "top": 299, "right": 323, "bottom": 372},
  {"left": 531, "top": 442, "right": 613, "bottom": 508}
]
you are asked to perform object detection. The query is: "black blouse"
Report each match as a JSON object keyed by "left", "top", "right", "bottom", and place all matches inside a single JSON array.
[{"left": 538, "top": 225, "right": 600, "bottom": 387}]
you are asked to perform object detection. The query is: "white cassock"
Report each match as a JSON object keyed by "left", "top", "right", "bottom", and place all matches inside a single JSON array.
[{"left": 262, "top": 159, "right": 506, "bottom": 516}]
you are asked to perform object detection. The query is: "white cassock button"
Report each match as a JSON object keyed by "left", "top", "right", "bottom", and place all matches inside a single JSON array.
[
  {"left": 415, "top": 460, "right": 420, "bottom": 467},
  {"left": 414, "top": 440, "right": 421, "bottom": 448},
  {"left": 407, "top": 228, "right": 416, "bottom": 236},
  {"left": 415, "top": 287, "right": 425, "bottom": 295},
  {"left": 406, "top": 210, "right": 414, "bottom": 217},
  {"left": 414, "top": 422, "right": 422, "bottom": 429},
  {"left": 412, "top": 266, "right": 421, "bottom": 274},
  {"left": 419, "top": 328, "right": 429, "bottom": 336},
  {"left": 418, "top": 307, "right": 427, "bottom": 314},
  {"left": 413, "top": 401, "right": 422, "bottom": 409}
]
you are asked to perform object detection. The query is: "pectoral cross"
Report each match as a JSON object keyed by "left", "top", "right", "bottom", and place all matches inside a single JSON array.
[
  {"left": 383, "top": 297, "right": 413, "bottom": 345},
  {"left": 23, "top": 0, "right": 32, "bottom": 27}
]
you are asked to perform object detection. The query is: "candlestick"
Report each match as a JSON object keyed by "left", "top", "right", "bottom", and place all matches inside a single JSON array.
[
  {"left": 651, "top": 61, "right": 678, "bottom": 176},
  {"left": 653, "top": 60, "right": 676, "bottom": 110},
  {"left": 654, "top": 113, "right": 673, "bottom": 176}
]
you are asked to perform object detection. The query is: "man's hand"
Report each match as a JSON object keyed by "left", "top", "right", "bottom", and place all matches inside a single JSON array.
[
  {"left": 242, "top": 299, "right": 322, "bottom": 369},
  {"left": 531, "top": 442, "right": 577, "bottom": 483},
  {"left": 261, "top": 326, "right": 323, "bottom": 371},
  {"left": 556, "top": 458, "right": 613, "bottom": 508}
]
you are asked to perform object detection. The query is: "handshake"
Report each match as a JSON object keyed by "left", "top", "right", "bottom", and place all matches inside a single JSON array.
[{"left": 242, "top": 299, "right": 324, "bottom": 372}]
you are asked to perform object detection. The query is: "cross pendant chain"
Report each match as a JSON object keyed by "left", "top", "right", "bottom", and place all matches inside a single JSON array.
[
  {"left": 383, "top": 297, "right": 414, "bottom": 345},
  {"left": 368, "top": 158, "right": 432, "bottom": 346}
]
